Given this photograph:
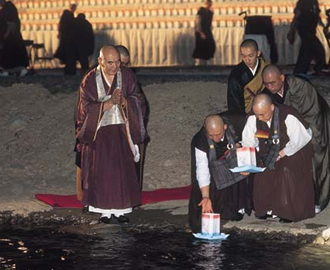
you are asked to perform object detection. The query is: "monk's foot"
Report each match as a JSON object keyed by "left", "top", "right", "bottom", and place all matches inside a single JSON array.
[
  {"left": 82, "top": 206, "right": 89, "bottom": 213},
  {"left": 231, "top": 213, "right": 244, "bottom": 222},
  {"left": 256, "top": 214, "right": 272, "bottom": 220},
  {"left": 117, "top": 215, "right": 129, "bottom": 224},
  {"left": 279, "top": 218, "right": 293, "bottom": 223},
  {"left": 99, "top": 216, "right": 111, "bottom": 224}
]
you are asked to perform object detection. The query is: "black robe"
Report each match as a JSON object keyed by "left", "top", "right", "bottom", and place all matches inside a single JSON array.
[
  {"left": 263, "top": 76, "right": 330, "bottom": 211},
  {"left": 0, "top": 1, "right": 29, "bottom": 69},
  {"left": 188, "top": 113, "right": 253, "bottom": 233},
  {"left": 192, "top": 7, "right": 215, "bottom": 60},
  {"left": 227, "top": 61, "right": 262, "bottom": 114}
]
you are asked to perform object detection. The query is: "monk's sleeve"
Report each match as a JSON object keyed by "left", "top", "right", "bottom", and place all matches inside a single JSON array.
[
  {"left": 76, "top": 75, "right": 103, "bottom": 144},
  {"left": 283, "top": 114, "right": 312, "bottom": 156},
  {"left": 290, "top": 79, "right": 320, "bottom": 124},
  {"left": 241, "top": 115, "right": 259, "bottom": 148},
  {"left": 227, "top": 72, "right": 245, "bottom": 114},
  {"left": 125, "top": 70, "right": 147, "bottom": 144}
]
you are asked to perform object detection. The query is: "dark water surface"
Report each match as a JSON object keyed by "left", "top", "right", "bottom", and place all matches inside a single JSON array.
[{"left": 1, "top": 226, "right": 330, "bottom": 270}]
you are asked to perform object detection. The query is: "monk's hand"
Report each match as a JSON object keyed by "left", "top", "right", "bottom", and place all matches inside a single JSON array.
[
  {"left": 112, "top": 88, "right": 122, "bottom": 104},
  {"left": 103, "top": 99, "right": 114, "bottom": 112},
  {"left": 276, "top": 149, "right": 286, "bottom": 162},
  {"left": 240, "top": 172, "right": 250, "bottom": 176},
  {"left": 120, "top": 95, "right": 127, "bottom": 108},
  {"left": 200, "top": 32, "right": 206, "bottom": 40},
  {"left": 198, "top": 197, "right": 214, "bottom": 213}
]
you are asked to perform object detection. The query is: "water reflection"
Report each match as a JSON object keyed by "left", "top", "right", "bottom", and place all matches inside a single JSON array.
[{"left": 0, "top": 226, "right": 330, "bottom": 270}]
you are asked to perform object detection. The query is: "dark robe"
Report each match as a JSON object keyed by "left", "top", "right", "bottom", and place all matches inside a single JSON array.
[
  {"left": 189, "top": 113, "right": 253, "bottom": 233},
  {"left": 294, "top": 0, "right": 325, "bottom": 74},
  {"left": 0, "top": 1, "right": 29, "bottom": 69},
  {"left": 263, "top": 76, "right": 330, "bottom": 211},
  {"left": 227, "top": 59, "right": 265, "bottom": 115},
  {"left": 54, "top": 10, "right": 76, "bottom": 75},
  {"left": 74, "top": 15, "right": 94, "bottom": 72},
  {"left": 75, "top": 66, "right": 147, "bottom": 210},
  {"left": 252, "top": 104, "right": 315, "bottom": 222},
  {"left": 192, "top": 7, "right": 215, "bottom": 60}
]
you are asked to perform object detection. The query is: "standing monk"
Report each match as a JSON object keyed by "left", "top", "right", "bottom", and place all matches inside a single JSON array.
[
  {"left": 287, "top": 0, "right": 325, "bottom": 75},
  {"left": 227, "top": 39, "right": 267, "bottom": 115},
  {"left": 75, "top": 46, "right": 147, "bottom": 224},
  {"left": 242, "top": 94, "right": 315, "bottom": 222},
  {"left": 262, "top": 64, "right": 330, "bottom": 212},
  {"left": 192, "top": 0, "right": 216, "bottom": 66}
]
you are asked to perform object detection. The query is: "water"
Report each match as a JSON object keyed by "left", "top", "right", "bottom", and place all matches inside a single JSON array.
[{"left": 1, "top": 226, "right": 330, "bottom": 270}]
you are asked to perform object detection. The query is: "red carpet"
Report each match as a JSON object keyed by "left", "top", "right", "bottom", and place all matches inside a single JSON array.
[{"left": 35, "top": 186, "right": 191, "bottom": 208}]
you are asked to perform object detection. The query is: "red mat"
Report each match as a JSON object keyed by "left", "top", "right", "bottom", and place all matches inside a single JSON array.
[{"left": 35, "top": 186, "right": 191, "bottom": 208}]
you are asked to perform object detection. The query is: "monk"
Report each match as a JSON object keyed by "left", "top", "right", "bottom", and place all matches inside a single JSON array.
[
  {"left": 242, "top": 94, "right": 315, "bottom": 222},
  {"left": 189, "top": 113, "right": 253, "bottom": 233},
  {"left": 116, "top": 45, "right": 130, "bottom": 67},
  {"left": 262, "top": 64, "right": 330, "bottom": 212},
  {"left": 75, "top": 45, "right": 147, "bottom": 224},
  {"left": 227, "top": 39, "right": 267, "bottom": 115}
]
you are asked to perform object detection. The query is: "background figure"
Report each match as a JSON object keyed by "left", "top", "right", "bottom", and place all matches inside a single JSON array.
[
  {"left": 192, "top": 0, "right": 215, "bottom": 66},
  {"left": 287, "top": 0, "right": 326, "bottom": 75},
  {"left": 75, "top": 13, "right": 94, "bottom": 74},
  {"left": 116, "top": 45, "right": 130, "bottom": 67},
  {"left": 54, "top": 9, "right": 76, "bottom": 75},
  {"left": 115, "top": 44, "right": 150, "bottom": 190},
  {"left": 0, "top": 0, "right": 29, "bottom": 76}
]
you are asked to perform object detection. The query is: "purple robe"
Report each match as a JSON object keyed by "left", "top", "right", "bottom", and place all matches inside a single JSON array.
[{"left": 75, "top": 66, "right": 146, "bottom": 210}]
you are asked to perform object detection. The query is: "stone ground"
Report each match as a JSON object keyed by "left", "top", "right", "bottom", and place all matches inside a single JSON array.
[{"left": 1, "top": 66, "right": 330, "bottom": 245}]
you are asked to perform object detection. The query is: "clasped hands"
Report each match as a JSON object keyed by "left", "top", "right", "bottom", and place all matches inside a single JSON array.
[{"left": 103, "top": 88, "right": 127, "bottom": 111}]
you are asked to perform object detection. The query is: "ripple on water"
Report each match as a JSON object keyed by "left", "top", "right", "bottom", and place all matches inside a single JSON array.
[{"left": 0, "top": 227, "right": 330, "bottom": 270}]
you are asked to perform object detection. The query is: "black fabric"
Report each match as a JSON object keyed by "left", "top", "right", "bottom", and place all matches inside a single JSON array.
[
  {"left": 0, "top": 1, "right": 29, "bottom": 69},
  {"left": 294, "top": 0, "right": 325, "bottom": 73},
  {"left": 244, "top": 16, "right": 278, "bottom": 63},
  {"left": 192, "top": 7, "right": 215, "bottom": 60},
  {"left": 296, "top": 0, "right": 320, "bottom": 34},
  {"left": 227, "top": 62, "right": 256, "bottom": 114},
  {"left": 294, "top": 32, "right": 325, "bottom": 74},
  {"left": 207, "top": 125, "right": 246, "bottom": 190},
  {"left": 54, "top": 10, "right": 76, "bottom": 74},
  {"left": 259, "top": 107, "right": 280, "bottom": 169}
]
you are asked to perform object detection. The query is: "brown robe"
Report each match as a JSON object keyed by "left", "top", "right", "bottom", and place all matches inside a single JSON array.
[
  {"left": 254, "top": 104, "right": 315, "bottom": 222},
  {"left": 75, "top": 66, "right": 147, "bottom": 210}
]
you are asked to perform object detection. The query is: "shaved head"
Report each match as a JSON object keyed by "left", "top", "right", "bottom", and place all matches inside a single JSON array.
[
  {"left": 204, "top": 114, "right": 227, "bottom": 143},
  {"left": 262, "top": 64, "right": 282, "bottom": 78},
  {"left": 252, "top": 94, "right": 275, "bottom": 122},
  {"left": 262, "top": 64, "right": 285, "bottom": 94},
  {"left": 99, "top": 45, "right": 119, "bottom": 59},
  {"left": 240, "top": 39, "right": 259, "bottom": 51},
  {"left": 98, "top": 45, "right": 121, "bottom": 76},
  {"left": 253, "top": 93, "right": 273, "bottom": 108}
]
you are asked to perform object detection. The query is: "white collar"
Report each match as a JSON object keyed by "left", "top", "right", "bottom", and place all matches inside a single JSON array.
[{"left": 248, "top": 58, "right": 259, "bottom": 76}]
